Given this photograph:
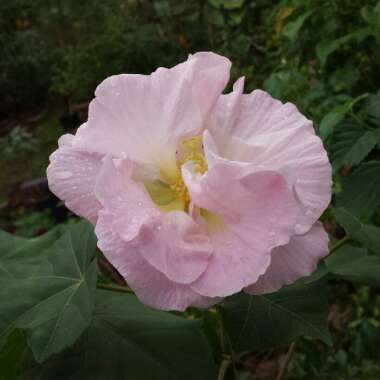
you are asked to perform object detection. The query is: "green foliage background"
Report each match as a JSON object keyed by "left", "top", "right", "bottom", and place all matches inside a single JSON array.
[{"left": 1, "top": 0, "right": 380, "bottom": 379}]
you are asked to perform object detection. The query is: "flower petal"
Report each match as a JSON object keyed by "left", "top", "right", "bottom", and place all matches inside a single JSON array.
[
  {"left": 95, "top": 210, "right": 218, "bottom": 311},
  {"left": 94, "top": 156, "right": 161, "bottom": 242},
  {"left": 47, "top": 133, "right": 103, "bottom": 224},
  {"left": 73, "top": 52, "right": 231, "bottom": 166},
  {"left": 138, "top": 211, "right": 212, "bottom": 284},
  {"left": 182, "top": 161, "right": 298, "bottom": 297},
  {"left": 211, "top": 88, "right": 332, "bottom": 233},
  {"left": 245, "top": 222, "right": 329, "bottom": 295}
]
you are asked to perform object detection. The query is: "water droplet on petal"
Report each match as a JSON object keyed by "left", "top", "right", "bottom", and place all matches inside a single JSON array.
[
  {"left": 57, "top": 171, "right": 72, "bottom": 179},
  {"left": 295, "top": 224, "right": 303, "bottom": 234}
]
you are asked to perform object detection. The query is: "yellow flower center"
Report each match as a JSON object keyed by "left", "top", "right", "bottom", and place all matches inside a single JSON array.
[
  {"left": 145, "top": 136, "right": 207, "bottom": 212},
  {"left": 178, "top": 136, "right": 208, "bottom": 175}
]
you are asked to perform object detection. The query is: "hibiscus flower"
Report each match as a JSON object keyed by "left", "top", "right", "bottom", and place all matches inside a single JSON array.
[{"left": 47, "top": 52, "right": 331, "bottom": 311}]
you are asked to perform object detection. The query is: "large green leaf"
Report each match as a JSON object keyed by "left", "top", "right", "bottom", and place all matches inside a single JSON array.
[
  {"left": 22, "top": 291, "right": 216, "bottom": 380},
  {"left": 336, "top": 161, "right": 380, "bottom": 218},
  {"left": 0, "top": 221, "right": 97, "bottom": 363},
  {"left": 220, "top": 280, "right": 331, "bottom": 352},
  {"left": 330, "top": 122, "right": 380, "bottom": 171},
  {"left": 0, "top": 330, "right": 28, "bottom": 380},
  {"left": 0, "top": 226, "right": 64, "bottom": 280},
  {"left": 326, "top": 246, "right": 380, "bottom": 286},
  {"left": 333, "top": 208, "right": 380, "bottom": 253}
]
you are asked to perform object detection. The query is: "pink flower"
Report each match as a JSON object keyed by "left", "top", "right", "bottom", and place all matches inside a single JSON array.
[{"left": 47, "top": 52, "right": 332, "bottom": 311}]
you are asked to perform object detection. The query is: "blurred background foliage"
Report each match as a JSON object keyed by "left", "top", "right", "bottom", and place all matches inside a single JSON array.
[{"left": 1, "top": 0, "right": 380, "bottom": 379}]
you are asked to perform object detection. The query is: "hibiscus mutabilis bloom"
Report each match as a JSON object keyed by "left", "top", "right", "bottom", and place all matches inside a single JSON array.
[{"left": 47, "top": 52, "right": 332, "bottom": 311}]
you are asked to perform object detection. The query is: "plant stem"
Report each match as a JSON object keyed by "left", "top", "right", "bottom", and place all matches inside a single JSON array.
[
  {"left": 275, "top": 341, "right": 296, "bottom": 380},
  {"left": 97, "top": 283, "right": 133, "bottom": 294},
  {"left": 217, "top": 357, "right": 231, "bottom": 380},
  {"left": 328, "top": 236, "right": 349, "bottom": 256}
]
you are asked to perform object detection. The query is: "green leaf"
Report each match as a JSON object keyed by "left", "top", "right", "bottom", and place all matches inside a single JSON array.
[
  {"left": 221, "top": 280, "right": 331, "bottom": 352},
  {"left": 330, "top": 122, "right": 380, "bottom": 171},
  {"left": 333, "top": 208, "right": 380, "bottom": 253},
  {"left": 319, "top": 94, "right": 368, "bottom": 139},
  {"left": 0, "top": 221, "right": 97, "bottom": 363},
  {"left": 282, "top": 9, "right": 315, "bottom": 42},
  {"left": 316, "top": 34, "right": 353, "bottom": 67},
  {"left": 364, "top": 91, "right": 380, "bottom": 126},
  {"left": 0, "top": 226, "right": 64, "bottom": 280},
  {"left": 362, "top": 3, "right": 380, "bottom": 43},
  {"left": 22, "top": 291, "right": 216, "bottom": 380},
  {"left": 208, "top": 0, "right": 245, "bottom": 10},
  {"left": 0, "top": 330, "right": 29, "bottom": 380},
  {"left": 337, "top": 161, "right": 380, "bottom": 218},
  {"left": 326, "top": 246, "right": 380, "bottom": 286}
]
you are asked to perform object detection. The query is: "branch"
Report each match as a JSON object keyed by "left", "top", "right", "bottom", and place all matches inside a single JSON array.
[
  {"left": 98, "top": 256, "right": 126, "bottom": 285},
  {"left": 328, "top": 236, "right": 349, "bottom": 256},
  {"left": 97, "top": 283, "right": 134, "bottom": 294},
  {"left": 217, "top": 357, "right": 232, "bottom": 380},
  {"left": 275, "top": 341, "right": 296, "bottom": 380}
]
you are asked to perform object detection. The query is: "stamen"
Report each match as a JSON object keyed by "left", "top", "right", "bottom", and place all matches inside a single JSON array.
[
  {"left": 146, "top": 136, "right": 207, "bottom": 212},
  {"left": 178, "top": 136, "right": 207, "bottom": 174}
]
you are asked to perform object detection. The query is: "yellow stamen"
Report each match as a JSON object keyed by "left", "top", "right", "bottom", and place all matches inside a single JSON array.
[
  {"left": 178, "top": 136, "right": 208, "bottom": 174},
  {"left": 145, "top": 135, "right": 207, "bottom": 212}
]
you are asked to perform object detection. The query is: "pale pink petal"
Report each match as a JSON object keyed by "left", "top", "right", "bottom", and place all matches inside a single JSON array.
[
  {"left": 138, "top": 211, "right": 212, "bottom": 284},
  {"left": 95, "top": 210, "right": 217, "bottom": 311},
  {"left": 245, "top": 222, "right": 329, "bottom": 295},
  {"left": 182, "top": 162, "right": 298, "bottom": 297},
  {"left": 209, "top": 76, "right": 245, "bottom": 147},
  {"left": 210, "top": 89, "right": 332, "bottom": 234},
  {"left": 73, "top": 52, "right": 231, "bottom": 166},
  {"left": 94, "top": 157, "right": 161, "bottom": 242},
  {"left": 95, "top": 157, "right": 212, "bottom": 285},
  {"left": 47, "top": 133, "right": 103, "bottom": 224}
]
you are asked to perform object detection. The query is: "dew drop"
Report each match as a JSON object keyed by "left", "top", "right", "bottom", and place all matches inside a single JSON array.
[{"left": 57, "top": 171, "right": 72, "bottom": 179}]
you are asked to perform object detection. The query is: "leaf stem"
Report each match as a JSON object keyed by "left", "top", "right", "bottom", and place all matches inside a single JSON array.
[
  {"left": 275, "top": 341, "right": 296, "bottom": 380},
  {"left": 217, "top": 357, "right": 231, "bottom": 380},
  {"left": 97, "top": 283, "right": 133, "bottom": 294},
  {"left": 328, "top": 236, "right": 349, "bottom": 256}
]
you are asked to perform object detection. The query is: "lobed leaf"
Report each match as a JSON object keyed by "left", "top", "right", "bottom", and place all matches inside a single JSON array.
[
  {"left": 333, "top": 208, "right": 380, "bottom": 253},
  {"left": 220, "top": 280, "right": 331, "bottom": 352},
  {"left": 0, "top": 221, "right": 97, "bottom": 363},
  {"left": 330, "top": 122, "right": 380, "bottom": 172},
  {"left": 22, "top": 290, "right": 216, "bottom": 380},
  {"left": 336, "top": 161, "right": 380, "bottom": 218},
  {"left": 326, "top": 246, "right": 380, "bottom": 286},
  {"left": 0, "top": 226, "right": 64, "bottom": 281}
]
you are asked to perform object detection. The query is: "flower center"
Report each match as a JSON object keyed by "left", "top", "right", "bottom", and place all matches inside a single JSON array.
[
  {"left": 177, "top": 136, "right": 207, "bottom": 175},
  {"left": 144, "top": 136, "right": 207, "bottom": 212}
]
